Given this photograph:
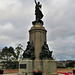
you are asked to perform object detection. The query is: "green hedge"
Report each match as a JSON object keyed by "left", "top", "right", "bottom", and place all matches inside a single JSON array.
[{"left": 57, "top": 66, "right": 66, "bottom": 68}]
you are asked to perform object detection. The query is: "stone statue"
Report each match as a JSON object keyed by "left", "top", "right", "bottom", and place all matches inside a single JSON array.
[
  {"left": 40, "top": 42, "right": 53, "bottom": 59},
  {"left": 23, "top": 41, "right": 35, "bottom": 60},
  {"left": 34, "top": 0, "right": 43, "bottom": 21}
]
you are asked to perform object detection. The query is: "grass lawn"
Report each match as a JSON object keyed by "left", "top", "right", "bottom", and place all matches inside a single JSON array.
[{"left": 0, "top": 66, "right": 2, "bottom": 69}]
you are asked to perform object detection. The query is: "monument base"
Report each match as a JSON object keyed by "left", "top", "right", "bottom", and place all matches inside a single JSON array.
[
  {"left": 42, "top": 60, "right": 57, "bottom": 75},
  {"left": 18, "top": 59, "right": 33, "bottom": 75},
  {"left": 32, "top": 20, "right": 44, "bottom": 25},
  {"left": 18, "top": 59, "right": 57, "bottom": 75}
]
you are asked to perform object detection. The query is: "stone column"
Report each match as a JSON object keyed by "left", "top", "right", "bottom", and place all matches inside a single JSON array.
[{"left": 29, "top": 22, "right": 47, "bottom": 60}]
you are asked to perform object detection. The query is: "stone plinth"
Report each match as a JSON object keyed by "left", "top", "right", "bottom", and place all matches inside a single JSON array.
[
  {"left": 19, "top": 21, "right": 57, "bottom": 75},
  {"left": 18, "top": 59, "right": 33, "bottom": 75},
  {"left": 42, "top": 60, "right": 57, "bottom": 75},
  {"left": 33, "top": 60, "right": 42, "bottom": 71},
  {"left": 18, "top": 59, "right": 57, "bottom": 75},
  {"left": 33, "top": 60, "right": 57, "bottom": 75},
  {"left": 29, "top": 23, "right": 47, "bottom": 60}
]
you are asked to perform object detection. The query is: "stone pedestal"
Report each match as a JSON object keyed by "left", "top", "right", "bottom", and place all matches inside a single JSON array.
[
  {"left": 19, "top": 21, "right": 57, "bottom": 75},
  {"left": 29, "top": 23, "right": 47, "bottom": 60},
  {"left": 42, "top": 60, "right": 57, "bottom": 75},
  {"left": 33, "top": 60, "right": 57, "bottom": 75},
  {"left": 18, "top": 59, "right": 33, "bottom": 75},
  {"left": 33, "top": 60, "right": 42, "bottom": 71},
  {"left": 18, "top": 59, "right": 57, "bottom": 75}
]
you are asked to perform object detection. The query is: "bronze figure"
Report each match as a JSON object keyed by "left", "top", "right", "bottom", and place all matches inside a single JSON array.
[{"left": 34, "top": 0, "right": 43, "bottom": 21}]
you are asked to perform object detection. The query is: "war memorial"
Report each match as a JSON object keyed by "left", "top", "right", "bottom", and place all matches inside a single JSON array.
[{"left": 18, "top": 0, "right": 57, "bottom": 75}]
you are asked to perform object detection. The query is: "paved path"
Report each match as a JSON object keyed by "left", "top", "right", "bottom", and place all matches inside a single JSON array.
[{"left": 0, "top": 73, "right": 17, "bottom": 75}]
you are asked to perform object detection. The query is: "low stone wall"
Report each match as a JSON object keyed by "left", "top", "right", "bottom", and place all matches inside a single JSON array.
[
  {"left": 57, "top": 69, "right": 73, "bottom": 73},
  {"left": 3, "top": 69, "right": 18, "bottom": 73}
]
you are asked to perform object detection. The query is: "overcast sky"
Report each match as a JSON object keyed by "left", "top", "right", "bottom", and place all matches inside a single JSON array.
[{"left": 0, "top": 0, "right": 75, "bottom": 61}]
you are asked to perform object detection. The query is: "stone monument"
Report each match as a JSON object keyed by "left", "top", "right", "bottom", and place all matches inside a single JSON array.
[{"left": 18, "top": 0, "right": 57, "bottom": 75}]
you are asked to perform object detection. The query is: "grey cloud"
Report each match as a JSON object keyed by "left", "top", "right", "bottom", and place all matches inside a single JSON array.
[
  {"left": 0, "top": 0, "right": 75, "bottom": 60},
  {"left": 48, "top": 36, "right": 75, "bottom": 60}
]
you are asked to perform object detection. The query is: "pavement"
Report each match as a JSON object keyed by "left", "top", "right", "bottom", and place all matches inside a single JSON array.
[{"left": 0, "top": 73, "right": 17, "bottom": 75}]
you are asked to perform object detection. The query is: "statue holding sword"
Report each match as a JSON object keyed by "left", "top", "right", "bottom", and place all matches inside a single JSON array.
[{"left": 34, "top": 0, "right": 44, "bottom": 21}]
